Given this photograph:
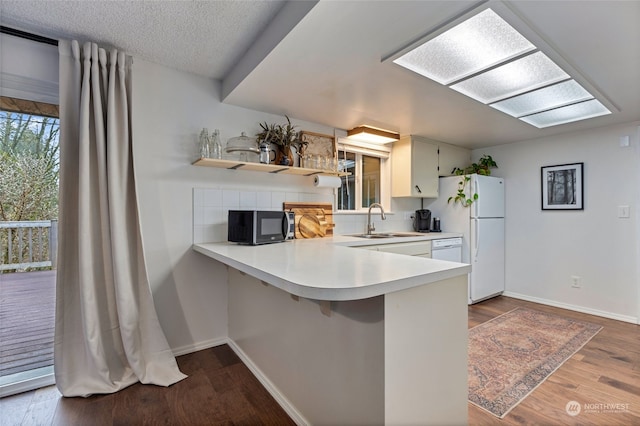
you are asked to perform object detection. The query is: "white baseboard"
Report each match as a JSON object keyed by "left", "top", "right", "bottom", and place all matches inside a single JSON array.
[
  {"left": 503, "top": 291, "right": 639, "bottom": 324},
  {"left": 226, "top": 339, "right": 309, "bottom": 426},
  {"left": 171, "top": 337, "right": 308, "bottom": 425},
  {"left": 171, "top": 337, "right": 228, "bottom": 357}
]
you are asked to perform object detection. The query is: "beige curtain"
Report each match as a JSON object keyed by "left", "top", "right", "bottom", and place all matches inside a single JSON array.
[{"left": 55, "top": 40, "right": 186, "bottom": 397}]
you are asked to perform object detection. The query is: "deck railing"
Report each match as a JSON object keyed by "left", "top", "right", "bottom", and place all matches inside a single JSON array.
[{"left": 0, "top": 220, "right": 58, "bottom": 272}]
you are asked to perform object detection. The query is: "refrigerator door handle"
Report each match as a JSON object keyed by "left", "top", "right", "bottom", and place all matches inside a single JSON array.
[
  {"left": 471, "top": 176, "right": 479, "bottom": 218},
  {"left": 474, "top": 219, "right": 480, "bottom": 261}
]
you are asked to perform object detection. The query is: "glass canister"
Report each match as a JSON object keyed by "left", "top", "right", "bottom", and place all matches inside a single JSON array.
[{"left": 226, "top": 131, "right": 259, "bottom": 162}]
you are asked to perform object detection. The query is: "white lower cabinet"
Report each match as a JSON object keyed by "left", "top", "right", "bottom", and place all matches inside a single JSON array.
[{"left": 360, "top": 241, "right": 432, "bottom": 258}]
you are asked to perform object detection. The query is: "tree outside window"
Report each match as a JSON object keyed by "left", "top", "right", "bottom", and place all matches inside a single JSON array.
[{"left": 1, "top": 98, "right": 60, "bottom": 268}]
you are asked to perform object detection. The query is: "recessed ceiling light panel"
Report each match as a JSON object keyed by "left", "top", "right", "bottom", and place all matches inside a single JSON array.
[
  {"left": 490, "top": 80, "right": 593, "bottom": 117},
  {"left": 393, "top": 9, "right": 536, "bottom": 85},
  {"left": 388, "top": 5, "right": 615, "bottom": 128},
  {"left": 450, "top": 51, "right": 570, "bottom": 104},
  {"left": 519, "top": 99, "right": 611, "bottom": 128}
]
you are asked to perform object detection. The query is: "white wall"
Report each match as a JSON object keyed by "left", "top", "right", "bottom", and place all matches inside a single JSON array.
[
  {"left": 0, "top": 33, "right": 58, "bottom": 104},
  {"left": 131, "top": 59, "right": 416, "bottom": 353},
  {"left": 475, "top": 122, "right": 640, "bottom": 322},
  {"left": 131, "top": 59, "right": 333, "bottom": 353}
]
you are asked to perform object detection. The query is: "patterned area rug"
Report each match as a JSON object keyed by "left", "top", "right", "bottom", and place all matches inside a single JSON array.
[{"left": 468, "top": 307, "right": 602, "bottom": 418}]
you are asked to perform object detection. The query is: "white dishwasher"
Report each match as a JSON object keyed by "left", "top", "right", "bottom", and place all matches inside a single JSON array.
[{"left": 431, "top": 238, "right": 462, "bottom": 262}]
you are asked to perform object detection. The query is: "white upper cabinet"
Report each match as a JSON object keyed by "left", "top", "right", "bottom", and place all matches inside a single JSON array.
[
  {"left": 392, "top": 136, "right": 439, "bottom": 197},
  {"left": 391, "top": 136, "right": 470, "bottom": 198}
]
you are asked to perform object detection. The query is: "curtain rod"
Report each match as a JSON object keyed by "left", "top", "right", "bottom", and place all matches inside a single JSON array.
[{"left": 0, "top": 26, "right": 58, "bottom": 46}]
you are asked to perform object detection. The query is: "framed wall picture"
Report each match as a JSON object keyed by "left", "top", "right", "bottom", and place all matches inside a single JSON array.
[{"left": 541, "top": 163, "right": 584, "bottom": 210}]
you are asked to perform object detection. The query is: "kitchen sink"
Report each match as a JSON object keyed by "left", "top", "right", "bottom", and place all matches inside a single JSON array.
[{"left": 349, "top": 232, "right": 418, "bottom": 239}]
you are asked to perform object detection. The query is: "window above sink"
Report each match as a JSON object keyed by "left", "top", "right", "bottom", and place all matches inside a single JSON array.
[{"left": 335, "top": 137, "right": 391, "bottom": 213}]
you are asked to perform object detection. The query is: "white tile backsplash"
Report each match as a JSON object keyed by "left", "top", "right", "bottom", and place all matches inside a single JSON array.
[
  {"left": 332, "top": 214, "right": 358, "bottom": 235},
  {"left": 203, "top": 206, "right": 221, "bottom": 224},
  {"left": 193, "top": 188, "right": 204, "bottom": 207},
  {"left": 222, "top": 189, "right": 239, "bottom": 207},
  {"left": 193, "top": 187, "right": 415, "bottom": 243},
  {"left": 193, "top": 203, "right": 204, "bottom": 226},
  {"left": 193, "top": 187, "right": 325, "bottom": 243},
  {"left": 256, "top": 192, "right": 272, "bottom": 210},
  {"left": 332, "top": 210, "right": 416, "bottom": 236},
  {"left": 300, "top": 192, "right": 332, "bottom": 203},
  {"left": 284, "top": 192, "right": 300, "bottom": 203},
  {"left": 239, "top": 191, "right": 257, "bottom": 208},
  {"left": 193, "top": 225, "right": 203, "bottom": 244},
  {"left": 271, "top": 192, "right": 286, "bottom": 209},
  {"left": 203, "top": 188, "right": 222, "bottom": 206}
]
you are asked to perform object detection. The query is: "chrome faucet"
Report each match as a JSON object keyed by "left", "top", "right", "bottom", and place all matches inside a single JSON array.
[{"left": 367, "top": 203, "right": 386, "bottom": 235}]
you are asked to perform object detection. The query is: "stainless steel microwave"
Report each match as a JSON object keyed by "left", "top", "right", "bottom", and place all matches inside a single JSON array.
[{"left": 228, "top": 210, "right": 294, "bottom": 245}]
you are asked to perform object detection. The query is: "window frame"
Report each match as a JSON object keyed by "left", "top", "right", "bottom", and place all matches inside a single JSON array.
[{"left": 335, "top": 137, "right": 392, "bottom": 213}]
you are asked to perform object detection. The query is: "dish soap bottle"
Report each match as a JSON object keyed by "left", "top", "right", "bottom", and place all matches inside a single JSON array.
[{"left": 211, "top": 129, "right": 222, "bottom": 159}]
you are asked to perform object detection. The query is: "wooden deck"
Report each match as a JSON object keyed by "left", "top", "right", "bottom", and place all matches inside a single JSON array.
[{"left": 0, "top": 270, "right": 55, "bottom": 377}]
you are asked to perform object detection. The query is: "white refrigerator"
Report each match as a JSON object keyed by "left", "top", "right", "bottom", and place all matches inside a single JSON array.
[{"left": 427, "top": 174, "right": 505, "bottom": 304}]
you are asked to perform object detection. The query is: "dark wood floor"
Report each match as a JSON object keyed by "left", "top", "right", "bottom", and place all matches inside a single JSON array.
[
  {"left": 0, "top": 270, "right": 55, "bottom": 377},
  {"left": 0, "top": 344, "right": 295, "bottom": 426},
  {"left": 2, "top": 296, "right": 639, "bottom": 425}
]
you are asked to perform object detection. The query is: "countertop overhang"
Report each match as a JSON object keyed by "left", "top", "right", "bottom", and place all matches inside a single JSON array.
[{"left": 193, "top": 233, "right": 470, "bottom": 301}]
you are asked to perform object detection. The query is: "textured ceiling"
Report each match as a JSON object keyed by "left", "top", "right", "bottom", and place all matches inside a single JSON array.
[
  {"left": 2, "top": 0, "right": 639, "bottom": 148},
  {"left": 0, "top": 0, "right": 285, "bottom": 80}
]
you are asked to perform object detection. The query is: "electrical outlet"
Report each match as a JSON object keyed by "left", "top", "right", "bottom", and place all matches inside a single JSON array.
[
  {"left": 404, "top": 211, "right": 413, "bottom": 220},
  {"left": 618, "top": 205, "right": 630, "bottom": 218},
  {"left": 571, "top": 276, "right": 581, "bottom": 288}
]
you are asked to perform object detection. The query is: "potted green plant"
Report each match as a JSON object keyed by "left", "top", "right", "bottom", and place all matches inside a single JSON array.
[
  {"left": 256, "top": 116, "right": 307, "bottom": 166},
  {"left": 448, "top": 155, "right": 498, "bottom": 206}
]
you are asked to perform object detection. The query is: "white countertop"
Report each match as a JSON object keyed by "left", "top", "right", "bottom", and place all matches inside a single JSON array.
[{"left": 193, "top": 232, "right": 470, "bottom": 301}]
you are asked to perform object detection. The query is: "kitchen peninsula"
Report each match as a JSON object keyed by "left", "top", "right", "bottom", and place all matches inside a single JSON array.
[{"left": 194, "top": 235, "right": 471, "bottom": 425}]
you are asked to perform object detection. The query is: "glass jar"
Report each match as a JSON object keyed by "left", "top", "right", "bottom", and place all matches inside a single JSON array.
[
  {"left": 210, "top": 129, "right": 222, "bottom": 159},
  {"left": 199, "top": 128, "right": 210, "bottom": 158},
  {"left": 302, "top": 153, "right": 312, "bottom": 168},
  {"left": 327, "top": 157, "right": 337, "bottom": 171},
  {"left": 259, "top": 141, "right": 270, "bottom": 164}
]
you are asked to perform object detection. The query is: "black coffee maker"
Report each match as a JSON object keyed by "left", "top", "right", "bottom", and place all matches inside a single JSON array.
[{"left": 413, "top": 209, "right": 431, "bottom": 233}]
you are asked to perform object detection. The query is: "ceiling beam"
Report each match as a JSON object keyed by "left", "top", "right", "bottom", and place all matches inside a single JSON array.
[{"left": 221, "top": 1, "right": 319, "bottom": 101}]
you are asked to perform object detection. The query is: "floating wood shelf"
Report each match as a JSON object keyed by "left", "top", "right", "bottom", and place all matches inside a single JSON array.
[{"left": 192, "top": 158, "right": 349, "bottom": 177}]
